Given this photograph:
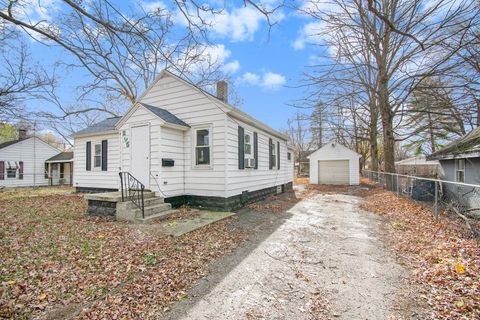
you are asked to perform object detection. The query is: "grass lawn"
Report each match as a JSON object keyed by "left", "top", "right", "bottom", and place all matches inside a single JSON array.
[{"left": 0, "top": 188, "right": 246, "bottom": 319}]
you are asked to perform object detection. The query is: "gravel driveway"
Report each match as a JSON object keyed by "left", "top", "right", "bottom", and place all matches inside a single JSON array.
[{"left": 166, "top": 191, "right": 405, "bottom": 319}]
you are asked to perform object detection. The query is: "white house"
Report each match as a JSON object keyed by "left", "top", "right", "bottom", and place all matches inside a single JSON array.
[
  {"left": 308, "top": 142, "right": 360, "bottom": 185},
  {"left": 0, "top": 136, "right": 62, "bottom": 187},
  {"left": 73, "top": 70, "right": 294, "bottom": 210}
]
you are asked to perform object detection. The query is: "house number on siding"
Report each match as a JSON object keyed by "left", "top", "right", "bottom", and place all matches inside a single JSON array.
[{"left": 122, "top": 130, "right": 129, "bottom": 148}]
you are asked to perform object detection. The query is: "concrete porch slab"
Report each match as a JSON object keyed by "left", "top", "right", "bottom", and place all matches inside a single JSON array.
[
  {"left": 156, "top": 211, "right": 236, "bottom": 237},
  {"left": 84, "top": 192, "right": 123, "bottom": 202}
]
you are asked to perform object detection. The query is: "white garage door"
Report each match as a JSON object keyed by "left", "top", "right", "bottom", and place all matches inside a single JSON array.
[{"left": 318, "top": 160, "right": 350, "bottom": 185}]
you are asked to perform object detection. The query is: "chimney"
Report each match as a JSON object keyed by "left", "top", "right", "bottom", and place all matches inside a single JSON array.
[
  {"left": 216, "top": 80, "right": 228, "bottom": 103},
  {"left": 18, "top": 129, "right": 27, "bottom": 140}
]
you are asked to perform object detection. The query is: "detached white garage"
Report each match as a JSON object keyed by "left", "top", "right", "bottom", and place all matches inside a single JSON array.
[{"left": 308, "top": 142, "right": 360, "bottom": 185}]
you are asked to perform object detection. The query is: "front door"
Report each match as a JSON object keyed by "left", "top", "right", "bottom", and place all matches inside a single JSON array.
[{"left": 131, "top": 125, "right": 150, "bottom": 188}]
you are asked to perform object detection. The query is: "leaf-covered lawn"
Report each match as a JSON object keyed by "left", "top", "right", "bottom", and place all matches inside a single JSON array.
[
  {"left": 361, "top": 187, "right": 480, "bottom": 319},
  {"left": 0, "top": 190, "right": 246, "bottom": 319}
]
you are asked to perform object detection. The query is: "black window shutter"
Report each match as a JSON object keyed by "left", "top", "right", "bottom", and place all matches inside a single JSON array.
[
  {"left": 0, "top": 161, "right": 4, "bottom": 180},
  {"left": 19, "top": 161, "right": 24, "bottom": 179},
  {"left": 253, "top": 132, "right": 258, "bottom": 169},
  {"left": 86, "top": 141, "right": 91, "bottom": 171},
  {"left": 269, "top": 138, "right": 273, "bottom": 169},
  {"left": 277, "top": 141, "right": 280, "bottom": 170},
  {"left": 101, "top": 140, "right": 108, "bottom": 171},
  {"left": 238, "top": 126, "right": 245, "bottom": 169}
]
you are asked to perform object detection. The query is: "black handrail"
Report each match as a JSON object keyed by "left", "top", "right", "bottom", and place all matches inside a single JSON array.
[{"left": 119, "top": 172, "right": 145, "bottom": 218}]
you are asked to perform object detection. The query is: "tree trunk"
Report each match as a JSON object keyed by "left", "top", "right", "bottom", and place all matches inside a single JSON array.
[
  {"left": 427, "top": 110, "right": 436, "bottom": 153},
  {"left": 378, "top": 72, "right": 396, "bottom": 176},
  {"left": 369, "top": 101, "right": 379, "bottom": 172}
]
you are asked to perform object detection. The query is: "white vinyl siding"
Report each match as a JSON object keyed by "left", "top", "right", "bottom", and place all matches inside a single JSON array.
[
  {"left": 118, "top": 105, "right": 162, "bottom": 193},
  {"left": 0, "top": 137, "right": 60, "bottom": 187},
  {"left": 73, "top": 133, "right": 120, "bottom": 190},
  {"left": 74, "top": 72, "right": 294, "bottom": 198},
  {"left": 318, "top": 160, "right": 350, "bottom": 184},
  {"left": 140, "top": 75, "right": 228, "bottom": 197},
  {"left": 225, "top": 117, "right": 292, "bottom": 198},
  {"left": 309, "top": 143, "right": 360, "bottom": 185}
]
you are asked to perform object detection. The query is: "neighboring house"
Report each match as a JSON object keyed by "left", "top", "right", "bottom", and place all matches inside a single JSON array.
[
  {"left": 45, "top": 151, "right": 74, "bottom": 186},
  {"left": 395, "top": 155, "right": 440, "bottom": 178},
  {"left": 0, "top": 135, "right": 62, "bottom": 187},
  {"left": 429, "top": 128, "right": 480, "bottom": 184},
  {"left": 308, "top": 142, "right": 360, "bottom": 185},
  {"left": 73, "top": 70, "right": 293, "bottom": 210},
  {"left": 429, "top": 128, "right": 480, "bottom": 214}
]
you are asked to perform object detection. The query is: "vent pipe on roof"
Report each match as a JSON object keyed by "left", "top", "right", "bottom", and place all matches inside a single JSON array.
[{"left": 216, "top": 80, "right": 228, "bottom": 103}]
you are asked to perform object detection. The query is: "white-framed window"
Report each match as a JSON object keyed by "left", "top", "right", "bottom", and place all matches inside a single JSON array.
[
  {"left": 194, "top": 126, "right": 211, "bottom": 166},
  {"left": 271, "top": 142, "right": 277, "bottom": 168},
  {"left": 94, "top": 143, "right": 102, "bottom": 168},
  {"left": 287, "top": 152, "right": 292, "bottom": 161},
  {"left": 455, "top": 159, "right": 465, "bottom": 183},
  {"left": 244, "top": 131, "right": 253, "bottom": 159}
]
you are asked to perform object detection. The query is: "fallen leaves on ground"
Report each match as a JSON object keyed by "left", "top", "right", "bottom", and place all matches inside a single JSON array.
[
  {"left": 0, "top": 189, "right": 247, "bottom": 319},
  {"left": 246, "top": 191, "right": 299, "bottom": 213},
  {"left": 361, "top": 186, "right": 480, "bottom": 319}
]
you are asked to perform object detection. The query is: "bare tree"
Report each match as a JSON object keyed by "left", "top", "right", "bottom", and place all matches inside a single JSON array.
[
  {"left": 0, "top": 24, "right": 54, "bottom": 121},
  {"left": 0, "top": 0, "right": 279, "bottom": 133},
  {"left": 299, "top": 0, "right": 477, "bottom": 175}
]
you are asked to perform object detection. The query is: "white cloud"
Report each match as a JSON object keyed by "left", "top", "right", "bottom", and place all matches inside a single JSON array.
[
  {"left": 238, "top": 71, "right": 286, "bottom": 90},
  {"left": 240, "top": 72, "right": 260, "bottom": 85},
  {"left": 261, "top": 72, "right": 286, "bottom": 90},
  {"left": 292, "top": 21, "right": 324, "bottom": 50},
  {"left": 222, "top": 60, "right": 240, "bottom": 74},
  {"left": 212, "top": 7, "right": 264, "bottom": 42},
  {"left": 139, "top": 1, "right": 167, "bottom": 13}
]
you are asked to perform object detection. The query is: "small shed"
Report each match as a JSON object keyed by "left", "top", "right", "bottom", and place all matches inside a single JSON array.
[{"left": 308, "top": 142, "right": 360, "bottom": 185}]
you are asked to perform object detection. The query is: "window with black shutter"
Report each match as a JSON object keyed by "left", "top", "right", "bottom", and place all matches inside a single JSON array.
[
  {"left": 19, "top": 161, "right": 24, "bottom": 179},
  {"left": 101, "top": 140, "right": 108, "bottom": 171},
  {"left": 238, "top": 126, "right": 245, "bottom": 169},
  {"left": 0, "top": 161, "right": 4, "bottom": 180},
  {"left": 253, "top": 132, "right": 258, "bottom": 169},
  {"left": 86, "top": 141, "right": 91, "bottom": 171},
  {"left": 277, "top": 141, "right": 280, "bottom": 170},
  {"left": 269, "top": 138, "right": 272, "bottom": 169}
]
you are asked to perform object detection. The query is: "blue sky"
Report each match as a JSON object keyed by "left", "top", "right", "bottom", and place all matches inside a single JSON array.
[{"left": 21, "top": 1, "right": 323, "bottom": 133}]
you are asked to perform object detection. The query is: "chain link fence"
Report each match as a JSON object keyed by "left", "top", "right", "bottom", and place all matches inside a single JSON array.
[
  {"left": 0, "top": 172, "right": 72, "bottom": 188},
  {"left": 362, "top": 170, "right": 480, "bottom": 229}
]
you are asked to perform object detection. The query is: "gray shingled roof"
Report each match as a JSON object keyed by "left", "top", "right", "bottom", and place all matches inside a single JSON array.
[
  {"left": 0, "top": 139, "right": 22, "bottom": 150},
  {"left": 73, "top": 116, "right": 122, "bottom": 136},
  {"left": 141, "top": 103, "right": 190, "bottom": 127},
  {"left": 46, "top": 151, "right": 73, "bottom": 162},
  {"left": 429, "top": 127, "right": 480, "bottom": 160}
]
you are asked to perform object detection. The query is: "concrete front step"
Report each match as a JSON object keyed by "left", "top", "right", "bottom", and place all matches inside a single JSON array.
[
  {"left": 134, "top": 209, "right": 178, "bottom": 224},
  {"left": 122, "top": 197, "right": 165, "bottom": 210},
  {"left": 133, "top": 203, "right": 172, "bottom": 219}
]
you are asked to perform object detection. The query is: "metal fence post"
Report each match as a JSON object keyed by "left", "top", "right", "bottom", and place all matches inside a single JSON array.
[
  {"left": 396, "top": 174, "right": 400, "bottom": 196},
  {"left": 434, "top": 181, "right": 439, "bottom": 222}
]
